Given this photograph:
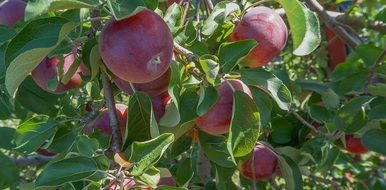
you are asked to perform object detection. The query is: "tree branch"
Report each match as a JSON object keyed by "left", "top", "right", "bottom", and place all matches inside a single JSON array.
[
  {"left": 302, "top": 0, "right": 362, "bottom": 48},
  {"left": 364, "top": 49, "right": 386, "bottom": 92},
  {"left": 202, "top": 0, "right": 213, "bottom": 15},
  {"left": 12, "top": 155, "right": 53, "bottom": 167},
  {"left": 80, "top": 101, "right": 105, "bottom": 126},
  {"left": 102, "top": 73, "right": 122, "bottom": 153},
  {"left": 289, "top": 109, "right": 320, "bottom": 134}
]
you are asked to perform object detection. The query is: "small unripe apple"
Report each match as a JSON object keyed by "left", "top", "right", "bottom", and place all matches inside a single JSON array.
[
  {"left": 229, "top": 6, "right": 288, "bottom": 67},
  {"left": 0, "top": 0, "right": 26, "bottom": 27},
  {"left": 151, "top": 92, "right": 171, "bottom": 122},
  {"left": 99, "top": 9, "right": 173, "bottom": 83},
  {"left": 345, "top": 135, "right": 368, "bottom": 154},
  {"left": 158, "top": 177, "right": 176, "bottom": 186},
  {"left": 239, "top": 144, "right": 277, "bottom": 181},
  {"left": 31, "top": 51, "right": 90, "bottom": 94},
  {"left": 107, "top": 178, "right": 136, "bottom": 190},
  {"left": 195, "top": 79, "right": 252, "bottom": 135},
  {"left": 114, "top": 68, "right": 171, "bottom": 97},
  {"left": 86, "top": 104, "right": 128, "bottom": 137}
]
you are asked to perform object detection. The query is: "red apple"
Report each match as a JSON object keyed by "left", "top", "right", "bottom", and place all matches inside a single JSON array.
[
  {"left": 86, "top": 104, "right": 128, "bottom": 137},
  {"left": 99, "top": 9, "right": 173, "bottom": 83},
  {"left": 324, "top": 25, "right": 346, "bottom": 69},
  {"left": 36, "top": 148, "right": 55, "bottom": 157},
  {"left": 0, "top": 0, "right": 26, "bottom": 27},
  {"left": 239, "top": 144, "right": 277, "bottom": 181},
  {"left": 31, "top": 50, "right": 90, "bottom": 94},
  {"left": 345, "top": 135, "right": 368, "bottom": 154},
  {"left": 158, "top": 177, "right": 176, "bottom": 186},
  {"left": 195, "top": 79, "right": 252, "bottom": 135},
  {"left": 114, "top": 68, "right": 171, "bottom": 97},
  {"left": 229, "top": 6, "right": 288, "bottom": 67},
  {"left": 151, "top": 92, "right": 171, "bottom": 122}
]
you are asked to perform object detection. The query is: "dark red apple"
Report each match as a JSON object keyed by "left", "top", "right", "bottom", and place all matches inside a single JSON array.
[
  {"left": 99, "top": 9, "right": 173, "bottom": 83},
  {"left": 86, "top": 104, "right": 128, "bottom": 137},
  {"left": 0, "top": 0, "right": 26, "bottom": 27},
  {"left": 114, "top": 68, "right": 171, "bottom": 97},
  {"left": 195, "top": 79, "right": 252, "bottom": 135},
  {"left": 324, "top": 25, "right": 346, "bottom": 69},
  {"left": 36, "top": 148, "right": 55, "bottom": 157},
  {"left": 151, "top": 92, "right": 171, "bottom": 122},
  {"left": 345, "top": 135, "right": 368, "bottom": 154},
  {"left": 31, "top": 50, "right": 90, "bottom": 94},
  {"left": 239, "top": 144, "right": 277, "bottom": 181},
  {"left": 158, "top": 177, "right": 176, "bottom": 186},
  {"left": 229, "top": 6, "right": 288, "bottom": 67}
]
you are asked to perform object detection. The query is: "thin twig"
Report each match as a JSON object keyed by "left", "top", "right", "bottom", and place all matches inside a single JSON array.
[
  {"left": 180, "top": 0, "right": 190, "bottom": 27},
  {"left": 80, "top": 101, "right": 105, "bottom": 126},
  {"left": 303, "top": 0, "right": 361, "bottom": 49},
  {"left": 364, "top": 49, "right": 386, "bottom": 93},
  {"left": 102, "top": 73, "right": 122, "bottom": 153},
  {"left": 195, "top": 0, "right": 202, "bottom": 41},
  {"left": 290, "top": 109, "right": 319, "bottom": 134},
  {"left": 202, "top": 0, "right": 214, "bottom": 15}
]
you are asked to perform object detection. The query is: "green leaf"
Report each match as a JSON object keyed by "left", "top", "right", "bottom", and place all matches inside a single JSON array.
[
  {"left": 156, "top": 186, "right": 187, "bottom": 190},
  {"left": 214, "top": 164, "right": 237, "bottom": 190},
  {"left": 354, "top": 44, "right": 384, "bottom": 68},
  {"left": 333, "top": 96, "right": 373, "bottom": 131},
  {"left": 202, "top": 2, "right": 239, "bottom": 36},
  {"left": 218, "top": 40, "right": 257, "bottom": 72},
  {"left": 35, "top": 156, "right": 97, "bottom": 187},
  {"left": 179, "top": 89, "right": 199, "bottom": 124},
  {"left": 227, "top": 91, "right": 261, "bottom": 160},
  {"left": 238, "top": 68, "right": 292, "bottom": 110},
  {"left": 124, "top": 92, "right": 159, "bottom": 149},
  {"left": 128, "top": 133, "right": 174, "bottom": 176},
  {"left": 15, "top": 76, "right": 61, "bottom": 116},
  {"left": 47, "top": 127, "right": 77, "bottom": 153},
  {"left": 0, "top": 26, "right": 16, "bottom": 45},
  {"left": 199, "top": 131, "right": 234, "bottom": 168},
  {"left": 276, "top": 0, "right": 321, "bottom": 56},
  {"left": 199, "top": 55, "right": 219, "bottom": 85},
  {"left": 368, "top": 104, "right": 386, "bottom": 120},
  {"left": 14, "top": 116, "right": 58, "bottom": 154},
  {"left": 271, "top": 117, "right": 295, "bottom": 144},
  {"left": 176, "top": 158, "right": 194, "bottom": 187},
  {"left": 5, "top": 17, "right": 77, "bottom": 97},
  {"left": 25, "top": 0, "right": 99, "bottom": 20},
  {"left": 82, "top": 38, "right": 100, "bottom": 80},
  {"left": 309, "top": 105, "right": 332, "bottom": 123},
  {"left": 368, "top": 83, "right": 386, "bottom": 97},
  {"left": 0, "top": 152, "right": 19, "bottom": 188},
  {"left": 0, "top": 127, "right": 16, "bottom": 150},
  {"left": 196, "top": 85, "right": 219, "bottom": 116},
  {"left": 107, "top": 0, "right": 159, "bottom": 21},
  {"left": 160, "top": 61, "right": 181, "bottom": 127},
  {"left": 277, "top": 155, "right": 303, "bottom": 190},
  {"left": 76, "top": 135, "right": 99, "bottom": 157},
  {"left": 164, "top": 3, "right": 182, "bottom": 32},
  {"left": 250, "top": 87, "right": 272, "bottom": 126},
  {"left": 362, "top": 129, "right": 386, "bottom": 155},
  {"left": 321, "top": 88, "right": 340, "bottom": 109},
  {"left": 319, "top": 144, "right": 340, "bottom": 174}
]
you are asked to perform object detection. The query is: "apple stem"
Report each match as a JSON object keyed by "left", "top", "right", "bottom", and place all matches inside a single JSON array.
[
  {"left": 102, "top": 73, "right": 122, "bottom": 154},
  {"left": 241, "top": 0, "right": 272, "bottom": 18}
]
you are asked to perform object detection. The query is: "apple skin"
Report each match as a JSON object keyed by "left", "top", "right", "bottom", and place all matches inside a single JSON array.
[
  {"left": 86, "top": 104, "right": 128, "bottom": 137},
  {"left": 107, "top": 178, "right": 136, "bottom": 190},
  {"left": 195, "top": 79, "right": 252, "bottom": 135},
  {"left": 31, "top": 51, "right": 90, "bottom": 94},
  {"left": 114, "top": 68, "right": 171, "bottom": 97},
  {"left": 229, "top": 6, "right": 288, "bottom": 67},
  {"left": 158, "top": 177, "right": 176, "bottom": 186},
  {"left": 99, "top": 9, "right": 173, "bottom": 83},
  {"left": 239, "top": 144, "right": 277, "bottom": 181},
  {"left": 324, "top": 25, "right": 346, "bottom": 69},
  {"left": 36, "top": 148, "right": 55, "bottom": 157},
  {"left": 0, "top": 0, "right": 26, "bottom": 27},
  {"left": 345, "top": 135, "right": 368, "bottom": 154},
  {"left": 151, "top": 92, "right": 171, "bottom": 122}
]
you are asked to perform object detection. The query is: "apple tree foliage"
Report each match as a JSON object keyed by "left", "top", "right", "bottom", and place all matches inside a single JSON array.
[{"left": 0, "top": 0, "right": 386, "bottom": 189}]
